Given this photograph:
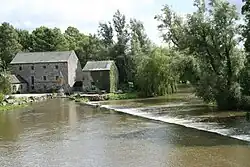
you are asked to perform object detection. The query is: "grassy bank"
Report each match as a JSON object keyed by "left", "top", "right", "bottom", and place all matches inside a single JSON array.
[
  {"left": 70, "top": 84, "right": 194, "bottom": 102},
  {"left": 0, "top": 104, "right": 28, "bottom": 111},
  {"left": 107, "top": 92, "right": 138, "bottom": 100}
]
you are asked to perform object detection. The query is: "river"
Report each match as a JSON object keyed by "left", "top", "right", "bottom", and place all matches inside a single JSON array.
[{"left": 0, "top": 98, "right": 250, "bottom": 167}]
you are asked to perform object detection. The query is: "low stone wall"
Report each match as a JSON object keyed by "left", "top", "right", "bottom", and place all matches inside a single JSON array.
[
  {"left": 1, "top": 94, "right": 54, "bottom": 107},
  {"left": 78, "top": 94, "right": 108, "bottom": 101}
]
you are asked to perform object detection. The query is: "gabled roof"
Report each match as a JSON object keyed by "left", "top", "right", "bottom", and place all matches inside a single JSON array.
[
  {"left": 10, "top": 51, "right": 75, "bottom": 64},
  {"left": 82, "top": 60, "right": 115, "bottom": 71},
  {"left": 10, "top": 75, "right": 27, "bottom": 84}
]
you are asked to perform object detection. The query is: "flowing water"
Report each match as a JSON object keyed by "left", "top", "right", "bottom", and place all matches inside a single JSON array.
[
  {"left": 0, "top": 98, "right": 250, "bottom": 167},
  {"left": 99, "top": 93, "right": 250, "bottom": 142}
]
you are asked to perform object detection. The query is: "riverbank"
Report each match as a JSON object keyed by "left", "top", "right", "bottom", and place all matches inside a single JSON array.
[
  {"left": 0, "top": 93, "right": 54, "bottom": 111},
  {"left": 0, "top": 103, "right": 28, "bottom": 111},
  {"left": 69, "top": 84, "right": 194, "bottom": 102},
  {"left": 69, "top": 92, "right": 139, "bottom": 102}
]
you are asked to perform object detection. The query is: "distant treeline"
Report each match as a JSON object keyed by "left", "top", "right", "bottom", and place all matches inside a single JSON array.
[{"left": 2, "top": 0, "right": 250, "bottom": 111}]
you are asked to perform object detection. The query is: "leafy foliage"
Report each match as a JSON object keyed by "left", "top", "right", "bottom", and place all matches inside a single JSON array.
[
  {"left": 242, "top": 0, "right": 250, "bottom": 58},
  {"left": 156, "top": 0, "right": 245, "bottom": 110},
  {"left": 135, "top": 47, "right": 180, "bottom": 97},
  {"left": 31, "top": 26, "right": 69, "bottom": 52},
  {"left": 107, "top": 92, "right": 138, "bottom": 100},
  {"left": 0, "top": 74, "right": 11, "bottom": 94},
  {"left": 0, "top": 93, "right": 4, "bottom": 103},
  {"left": 0, "top": 23, "right": 22, "bottom": 71}
]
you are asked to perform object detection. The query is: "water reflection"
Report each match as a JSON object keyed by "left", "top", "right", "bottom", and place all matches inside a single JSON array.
[
  {"left": 68, "top": 100, "right": 77, "bottom": 128},
  {"left": 0, "top": 99, "right": 250, "bottom": 167}
]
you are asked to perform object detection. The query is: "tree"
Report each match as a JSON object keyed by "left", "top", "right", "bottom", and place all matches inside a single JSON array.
[
  {"left": 156, "top": 0, "right": 243, "bottom": 110},
  {"left": 76, "top": 34, "right": 103, "bottom": 66},
  {"left": 0, "top": 74, "right": 11, "bottom": 94},
  {"left": 130, "top": 19, "right": 151, "bottom": 54},
  {"left": 129, "top": 19, "right": 151, "bottom": 83},
  {"left": 242, "top": 0, "right": 250, "bottom": 58},
  {"left": 64, "top": 26, "right": 84, "bottom": 50},
  {"left": 240, "top": 0, "right": 250, "bottom": 95},
  {"left": 135, "top": 47, "right": 180, "bottom": 97},
  {"left": 0, "top": 22, "right": 22, "bottom": 71},
  {"left": 98, "top": 22, "right": 114, "bottom": 48},
  {"left": 112, "top": 10, "right": 130, "bottom": 84},
  {"left": 97, "top": 22, "right": 115, "bottom": 61},
  {"left": 31, "top": 26, "right": 69, "bottom": 52},
  {"left": 16, "top": 29, "right": 32, "bottom": 52}
]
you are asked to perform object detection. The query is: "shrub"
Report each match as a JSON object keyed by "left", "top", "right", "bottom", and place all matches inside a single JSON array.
[
  {"left": 0, "top": 93, "right": 4, "bottom": 103},
  {"left": 0, "top": 75, "right": 11, "bottom": 94},
  {"left": 108, "top": 93, "right": 138, "bottom": 100}
]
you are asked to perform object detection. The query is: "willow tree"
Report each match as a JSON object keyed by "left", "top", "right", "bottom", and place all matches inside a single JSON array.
[
  {"left": 135, "top": 47, "right": 181, "bottom": 97},
  {"left": 156, "top": 0, "right": 244, "bottom": 110}
]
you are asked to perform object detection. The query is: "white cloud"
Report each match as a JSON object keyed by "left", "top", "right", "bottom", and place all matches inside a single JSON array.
[
  {"left": 0, "top": 0, "right": 243, "bottom": 45},
  {"left": 0, "top": 0, "right": 164, "bottom": 43}
]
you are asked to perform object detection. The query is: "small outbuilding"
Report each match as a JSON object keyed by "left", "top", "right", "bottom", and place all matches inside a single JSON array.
[
  {"left": 9, "top": 75, "right": 28, "bottom": 94},
  {"left": 82, "top": 60, "right": 119, "bottom": 93}
]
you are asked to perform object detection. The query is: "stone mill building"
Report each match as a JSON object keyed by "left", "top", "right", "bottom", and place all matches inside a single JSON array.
[
  {"left": 82, "top": 60, "right": 119, "bottom": 93},
  {"left": 10, "top": 51, "right": 83, "bottom": 93}
]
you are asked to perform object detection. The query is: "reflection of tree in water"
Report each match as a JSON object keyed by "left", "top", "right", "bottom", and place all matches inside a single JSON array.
[
  {"left": 0, "top": 111, "right": 22, "bottom": 141},
  {"left": 68, "top": 100, "right": 78, "bottom": 128}
]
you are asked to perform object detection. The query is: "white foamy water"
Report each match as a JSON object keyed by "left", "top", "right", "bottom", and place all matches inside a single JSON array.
[{"left": 99, "top": 104, "right": 250, "bottom": 142}]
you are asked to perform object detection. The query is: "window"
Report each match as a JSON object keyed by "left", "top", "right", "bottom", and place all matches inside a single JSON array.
[
  {"left": 43, "top": 65, "right": 46, "bottom": 69},
  {"left": 31, "top": 66, "right": 34, "bottom": 70},
  {"left": 19, "top": 66, "right": 22, "bottom": 70},
  {"left": 55, "top": 65, "right": 59, "bottom": 69},
  {"left": 12, "top": 85, "right": 17, "bottom": 92},
  {"left": 31, "top": 86, "right": 34, "bottom": 90},
  {"left": 43, "top": 76, "right": 47, "bottom": 81},
  {"left": 31, "top": 76, "right": 34, "bottom": 85},
  {"left": 44, "top": 85, "right": 47, "bottom": 89},
  {"left": 56, "top": 76, "right": 59, "bottom": 80},
  {"left": 20, "top": 85, "right": 23, "bottom": 90}
]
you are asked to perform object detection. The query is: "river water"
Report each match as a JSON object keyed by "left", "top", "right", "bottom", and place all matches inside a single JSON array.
[{"left": 0, "top": 98, "right": 250, "bottom": 167}]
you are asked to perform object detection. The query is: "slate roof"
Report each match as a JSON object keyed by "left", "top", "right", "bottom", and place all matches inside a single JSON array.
[
  {"left": 10, "top": 75, "right": 27, "bottom": 84},
  {"left": 82, "top": 60, "right": 115, "bottom": 71},
  {"left": 10, "top": 51, "right": 74, "bottom": 64}
]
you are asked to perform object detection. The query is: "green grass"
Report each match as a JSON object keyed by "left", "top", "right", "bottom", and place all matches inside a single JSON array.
[
  {"left": 107, "top": 92, "right": 138, "bottom": 100},
  {"left": 0, "top": 104, "right": 28, "bottom": 111}
]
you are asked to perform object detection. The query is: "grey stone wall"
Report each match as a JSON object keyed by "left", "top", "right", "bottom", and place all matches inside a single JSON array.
[
  {"left": 11, "top": 83, "right": 28, "bottom": 93},
  {"left": 11, "top": 62, "right": 68, "bottom": 93},
  {"left": 90, "top": 71, "right": 110, "bottom": 92}
]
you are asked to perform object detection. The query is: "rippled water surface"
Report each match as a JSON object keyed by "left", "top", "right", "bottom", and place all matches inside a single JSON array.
[
  {"left": 100, "top": 92, "right": 250, "bottom": 142},
  {"left": 0, "top": 98, "right": 250, "bottom": 167}
]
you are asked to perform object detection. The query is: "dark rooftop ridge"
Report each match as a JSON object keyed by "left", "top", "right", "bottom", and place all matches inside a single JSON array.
[{"left": 10, "top": 50, "right": 75, "bottom": 64}]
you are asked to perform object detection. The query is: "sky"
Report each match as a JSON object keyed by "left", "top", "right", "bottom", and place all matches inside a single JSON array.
[{"left": 0, "top": 0, "right": 243, "bottom": 45}]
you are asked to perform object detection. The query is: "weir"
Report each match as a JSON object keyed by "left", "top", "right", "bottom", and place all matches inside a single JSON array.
[{"left": 97, "top": 101, "right": 250, "bottom": 142}]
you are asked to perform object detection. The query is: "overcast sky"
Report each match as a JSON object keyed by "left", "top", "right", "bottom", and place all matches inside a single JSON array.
[{"left": 0, "top": 0, "right": 243, "bottom": 44}]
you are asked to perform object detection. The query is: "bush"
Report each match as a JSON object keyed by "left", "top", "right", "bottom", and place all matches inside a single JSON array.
[
  {"left": 0, "top": 93, "right": 4, "bottom": 103},
  {"left": 108, "top": 93, "right": 138, "bottom": 100},
  {"left": 240, "top": 96, "right": 250, "bottom": 110},
  {"left": 0, "top": 74, "right": 11, "bottom": 94}
]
